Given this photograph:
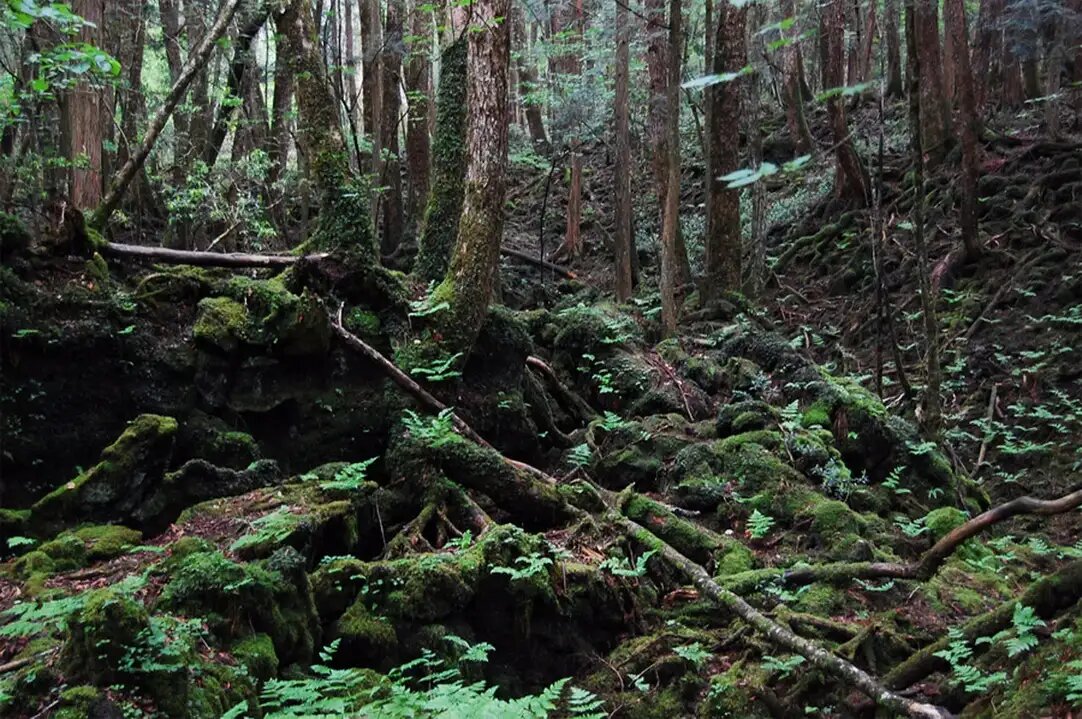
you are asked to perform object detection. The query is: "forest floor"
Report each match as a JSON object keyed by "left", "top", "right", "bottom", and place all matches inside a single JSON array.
[{"left": 1, "top": 102, "right": 1082, "bottom": 719}]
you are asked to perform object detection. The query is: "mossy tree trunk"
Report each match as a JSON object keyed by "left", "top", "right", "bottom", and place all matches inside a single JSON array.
[
  {"left": 431, "top": 0, "right": 511, "bottom": 357},
  {"left": 276, "top": 0, "right": 377, "bottom": 260},
  {"left": 613, "top": 0, "right": 633, "bottom": 302},
  {"left": 414, "top": 38, "right": 468, "bottom": 281},
  {"left": 703, "top": 0, "right": 746, "bottom": 302},
  {"left": 379, "top": 0, "right": 406, "bottom": 253},
  {"left": 404, "top": 0, "right": 433, "bottom": 229}
]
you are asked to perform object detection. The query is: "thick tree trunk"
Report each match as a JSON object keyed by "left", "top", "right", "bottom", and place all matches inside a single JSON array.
[
  {"left": 269, "top": 26, "right": 296, "bottom": 195},
  {"left": 380, "top": 0, "right": 406, "bottom": 252},
  {"left": 273, "top": 0, "right": 377, "bottom": 258},
  {"left": 432, "top": 0, "right": 511, "bottom": 357},
  {"left": 658, "top": 0, "right": 682, "bottom": 336},
  {"left": 821, "top": 0, "right": 870, "bottom": 205},
  {"left": 159, "top": 0, "right": 188, "bottom": 185},
  {"left": 414, "top": 38, "right": 467, "bottom": 281},
  {"left": 915, "top": 0, "right": 953, "bottom": 162},
  {"left": 361, "top": 0, "right": 382, "bottom": 155},
  {"left": 92, "top": 0, "right": 244, "bottom": 230},
  {"left": 65, "top": 0, "right": 104, "bottom": 210},
  {"left": 946, "top": 0, "right": 981, "bottom": 260},
  {"left": 613, "top": 0, "right": 633, "bottom": 302},
  {"left": 973, "top": 0, "right": 1003, "bottom": 110},
  {"left": 858, "top": 0, "right": 877, "bottom": 83},
  {"left": 885, "top": 0, "right": 904, "bottom": 96},
  {"left": 645, "top": 0, "right": 691, "bottom": 289},
  {"left": 405, "top": 0, "right": 433, "bottom": 228},
  {"left": 779, "top": 0, "right": 814, "bottom": 153},
  {"left": 704, "top": 0, "right": 746, "bottom": 302},
  {"left": 905, "top": 0, "right": 943, "bottom": 436}
]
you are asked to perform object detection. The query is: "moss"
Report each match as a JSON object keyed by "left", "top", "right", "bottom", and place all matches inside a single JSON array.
[
  {"left": 793, "top": 583, "right": 845, "bottom": 616},
  {"left": 699, "top": 660, "right": 771, "bottom": 718},
  {"left": 32, "top": 414, "right": 178, "bottom": 532},
  {"left": 717, "top": 401, "right": 777, "bottom": 435},
  {"left": 715, "top": 540, "right": 755, "bottom": 576},
  {"left": 805, "top": 499, "right": 863, "bottom": 540},
  {"left": 169, "top": 536, "right": 215, "bottom": 558},
  {"left": 12, "top": 550, "right": 55, "bottom": 578},
  {"left": 54, "top": 685, "right": 102, "bottom": 719},
  {"left": 67, "top": 525, "right": 141, "bottom": 562},
  {"left": 38, "top": 533, "right": 87, "bottom": 570},
  {"left": 415, "top": 37, "right": 468, "bottom": 281},
  {"left": 924, "top": 506, "right": 968, "bottom": 540},
  {"left": 193, "top": 296, "right": 250, "bottom": 353},
  {"left": 0, "top": 508, "right": 29, "bottom": 539},
  {"left": 193, "top": 279, "right": 331, "bottom": 356},
  {"left": 801, "top": 400, "right": 832, "bottom": 428},
  {"left": 335, "top": 597, "right": 399, "bottom": 664},
  {"left": 65, "top": 587, "right": 150, "bottom": 683},
  {"left": 230, "top": 633, "right": 279, "bottom": 682}
]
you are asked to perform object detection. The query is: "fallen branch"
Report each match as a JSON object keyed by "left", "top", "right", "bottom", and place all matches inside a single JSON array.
[
  {"left": 501, "top": 246, "right": 576, "bottom": 279},
  {"left": 616, "top": 515, "right": 950, "bottom": 719},
  {"left": 729, "top": 486, "right": 1082, "bottom": 589},
  {"left": 102, "top": 241, "right": 327, "bottom": 269}
]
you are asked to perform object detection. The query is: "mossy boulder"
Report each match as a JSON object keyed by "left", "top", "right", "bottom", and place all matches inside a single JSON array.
[
  {"left": 32, "top": 415, "right": 178, "bottom": 534},
  {"left": 230, "top": 633, "right": 279, "bottom": 682},
  {"left": 38, "top": 524, "right": 141, "bottom": 570},
  {"left": 193, "top": 278, "right": 330, "bottom": 356},
  {"left": 334, "top": 597, "right": 399, "bottom": 666},
  {"left": 64, "top": 587, "right": 151, "bottom": 683}
]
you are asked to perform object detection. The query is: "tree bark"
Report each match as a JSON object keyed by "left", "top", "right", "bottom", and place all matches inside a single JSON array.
[
  {"left": 92, "top": 0, "right": 244, "bottom": 230},
  {"left": 379, "top": 0, "right": 406, "bottom": 252},
  {"left": 946, "top": 0, "right": 981, "bottom": 260},
  {"left": 513, "top": 5, "right": 550, "bottom": 153},
  {"left": 906, "top": 0, "right": 943, "bottom": 436},
  {"left": 884, "top": 0, "right": 904, "bottom": 96},
  {"left": 658, "top": 0, "right": 682, "bottom": 336},
  {"left": 704, "top": 0, "right": 746, "bottom": 302},
  {"left": 778, "top": 0, "right": 814, "bottom": 153},
  {"left": 645, "top": 0, "right": 691, "bottom": 288},
  {"left": 405, "top": 0, "right": 433, "bottom": 227},
  {"left": 361, "top": 0, "right": 383, "bottom": 172},
  {"left": 973, "top": 0, "right": 1003, "bottom": 110},
  {"left": 414, "top": 38, "right": 468, "bottom": 280},
  {"left": 915, "top": 0, "right": 953, "bottom": 162},
  {"left": 65, "top": 0, "right": 104, "bottom": 210},
  {"left": 821, "top": 0, "right": 870, "bottom": 205},
  {"left": 432, "top": 0, "right": 511, "bottom": 358},
  {"left": 613, "top": 0, "right": 633, "bottom": 302}
]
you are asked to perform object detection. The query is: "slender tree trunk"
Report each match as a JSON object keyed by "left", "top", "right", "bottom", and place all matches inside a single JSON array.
[
  {"left": 858, "top": 0, "right": 877, "bottom": 82},
  {"left": 973, "top": 0, "right": 1003, "bottom": 110},
  {"left": 205, "top": 6, "right": 271, "bottom": 167},
  {"left": 645, "top": 0, "right": 691, "bottom": 288},
  {"left": 704, "top": 0, "right": 746, "bottom": 302},
  {"left": 821, "top": 0, "right": 870, "bottom": 205},
  {"left": 380, "top": 0, "right": 405, "bottom": 252},
  {"left": 916, "top": 0, "right": 952, "bottom": 162},
  {"left": 613, "top": 0, "right": 633, "bottom": 302},
  {"left": 361, "top": 0, "right": 382, "bottom": 148},
  {"left": 432, "top": 0, "right": 511, "bottom": 357},
  {"left": 946, "top": 0, "right": 981, "bottom": 260},
  {"left": 269, "top": 26, "right": 296, "bottom": 194},
  {"left": 906, "top": 0, "right": 942, "bottom": 436},
  {"left": 92, "top": 0, "right": 244, "bottom": 230},
  {"left": 405, "top": 0, "right": 433, "bottom": 228},
  {"left": 65, "top": 0, "right": 104, "bottom": 210},
  {"left": 159, "top": 0, "right": 189, "bottom": 185},
  {"left": 659, "top": 0, "right": 682, "bottom": 336},
  {"left": 885, "top": 0, "right": 904, "bottom": 96},
  {"left": 414, "top": 38, "right": 468, "bottom": 280},
  {"left": 779, "top": 0, "right": 814, "bottom": 153},
  {"left": 513, "top": 5, "right": 550, "bottom": 153}
]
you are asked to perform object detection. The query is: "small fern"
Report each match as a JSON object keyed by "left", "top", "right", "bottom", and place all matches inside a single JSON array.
[
  {"left": 322, "top": 457, "right": 377, "bottom": 491},
  {"left": 747, "top": 509, "right": 775, "bottom": 539},
  {"left": 403, "top": 408, "right": 459, "bottom": 447}
]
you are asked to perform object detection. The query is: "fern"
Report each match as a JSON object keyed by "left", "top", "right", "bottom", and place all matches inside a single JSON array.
[
  {"left": 747, "top": 509, "right": 775, "bottom": 539},
  {"left": 230, "top": 507, "right": 301, "bottom": 552},
  {"left": 566, "top": 443, "right": 592, "bottom": 469},
  {"left": 599, "top": 549, "right": 655, "bottom": 578},
  {"left": 322, "top": 457, "right": 377, "bottom": 491},
  {"left": 490, "top": 553, "right": 553, "bottom": 583},
  {"left": 403, "top": 408, "right": 459, "bottom": 447}
]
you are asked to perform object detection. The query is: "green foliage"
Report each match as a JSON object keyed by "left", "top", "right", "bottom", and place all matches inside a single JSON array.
[
  {"left": 0, "top": 574, "right": 145, "bottom": 639},
  {"left": 933, "top": 627, "right": 1008, "bottom": 693},
  {"left": 598, "top": 549, "right": 655, "bottom": 578},
  {"left": 566, "top": 443, "right": 593, "bottom": 469},
  {"left": 761, "top": 654, "right": 805, "bottom": 678},
  {"left": 673, "top": 642, "right": 712, "bottom": 668},
  {"left": 746, "top": 509, "right": 775, "bottom": 540},
  {"left": 976, "top": 603, "right": 1046, "bottom": 658},
  {"left": 409, "top": 352, "right": 464, "bottom": 383},
  {"left": 230, "top": 507, "right": 301, "bottom": 553},
  {"left": 402, "top": 408, "right": 459, "bottom": 447},
  {"left": 490, "top": 552, "right": 553, "bottom": 584},
  {"left": 322, "top": 457, "right": 377, "bottom": 491}
]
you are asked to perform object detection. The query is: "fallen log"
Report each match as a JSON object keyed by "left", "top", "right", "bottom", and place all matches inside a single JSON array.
[
  {"left": 102, "top": 241, "right": 326, "bottom": 269},
  {"left": 500, "top": 247, "right": 577, "bottom": 279}
]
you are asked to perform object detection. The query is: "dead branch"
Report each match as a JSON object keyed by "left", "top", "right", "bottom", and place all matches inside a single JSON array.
[
  {"left": 616, "top": 515, "right": 951, "bottom": 719},
  {"left": 501, "top": 246, "right": 577, "bottom": 279},
  {"left": 102, "top": 241, "right": 326, "bottom": 269}
]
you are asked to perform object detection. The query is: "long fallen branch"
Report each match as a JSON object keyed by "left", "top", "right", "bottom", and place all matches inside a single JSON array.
[
  {"left": 726, "top": 485, "right": 1082, "bottom": 591},
  {"left": 501, "top": 247, "right": 577, "bottom": 279},
  {"left": 102, "top": 241, "right": 327, "bottom": 269},
  {"left": 616, "top": 515, "right": 951, "bottom": 719}
]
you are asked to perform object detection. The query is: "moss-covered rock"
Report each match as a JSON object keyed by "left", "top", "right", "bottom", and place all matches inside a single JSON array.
[
  {"left": 38, "top": 524, "right": 141, "bottom": 570},
  {"left": 230, "top": 632, "right": 279, "bottom": 682},
  {"left": 64, "top": 587, "right": 151, "bottom": 683},
  {"left": 335, "top": 597, "right": 399, "bottom": 665},
  {"left": 193, "top": 279, "right": 330, "bottom": 356},
  {"left": 32, "top": 414, "right": 178, "bottom": 534}
]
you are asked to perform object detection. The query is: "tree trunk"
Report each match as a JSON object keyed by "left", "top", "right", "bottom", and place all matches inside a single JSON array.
[
  {"left": 273, "top": 0, "right": 377, "bottom": 258},
  {"left": 405, "top": 0, "right": 433, "bottom": 228},
  {"left": 905, "top": 0, "right": 943, "bottom": 436},
  {"left": 269, "top": 25, "right": 296, "bottom": 200},
  {"left": 414, "top": 38, "right": 468, "bottom": 280},
  {"left": 778, "top": 0, "right": 814, "bottom": 153},
  {"left": 205, "top": 6, "right": 271, "bottom": 168},
  {"left": 432, "top": 0, "right": 511, "bottom": 358},
  {"left": 885, "top": 0, "right": 904, "bottom": 96},
  {"left": 361, "top": 0, "right": 382, "bottom": 152},
  {"left": 915, "top": 0, "right": 952, "bottom": 162},
  {"left": 380, "top": 0, "right": 406, "bottom": 252},
  {"left": 821, "top": 0, "right": 870, "bottom": 205},
  {"left": 613, "top": 0, "right": 633, "bottom": 302},
  {"left": 704, "top": 0, "right": 746, "bottom": 302},
  {"left": 858, "top": 0, "right": 877, "bottom": 83},
  {"left": 65, "top": 0, "right": 104, "bottom": 211},
  {"left": 159, "top": 0, "right": 188, "bottom": 185},
  {"left": 946, "top": 0, "right": 981, "bottom": 260},
  {"left": 645, "top": 0, "right": 691, "bottom": 289},
  {"left": 513, "top": 6, "right": 550, "bottom": 153},
  {"left": 92, "top": 0, "right": 244, "bottom": 230},
  {"left": 658, "top": 0, "right": 682, "bottom": 336},
  {"left": 109, "top": 0, "right": 157, "bottom": 222},
  {"left": 973, "top": 0, "right": 1003, "bottom": 110}
]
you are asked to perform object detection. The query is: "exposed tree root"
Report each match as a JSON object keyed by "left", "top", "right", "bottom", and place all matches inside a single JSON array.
[{"left": 527, "top": 355, "right": 598, "bottom": 424}]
